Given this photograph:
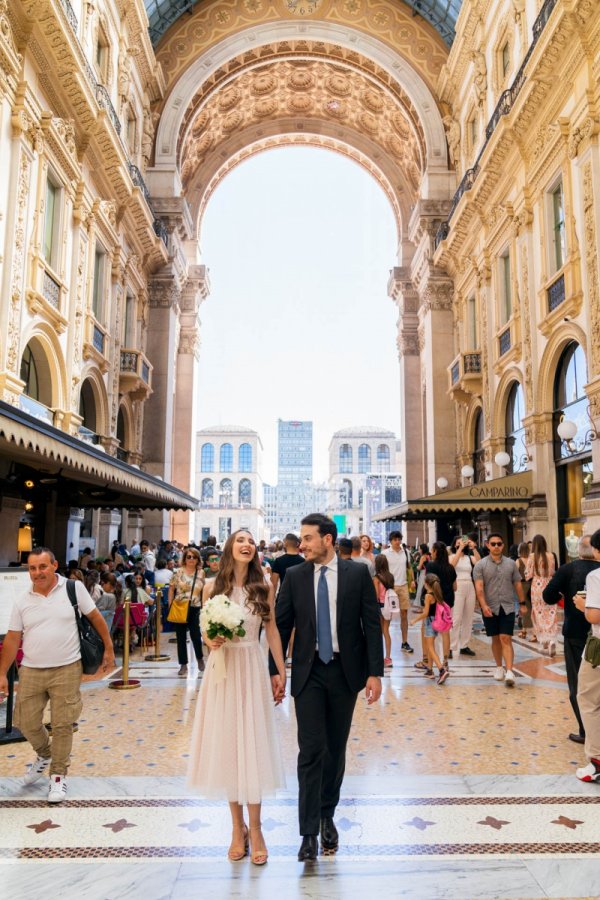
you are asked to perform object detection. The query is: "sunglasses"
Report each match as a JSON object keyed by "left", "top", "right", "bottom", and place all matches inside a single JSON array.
[
  {"left": 185, "top": 553, "right": 199, "bottom": 560},
  {"left": 208, "top": 557, "right": 219, "bottom": 563},
  {"left": 488, "top": 541, "right": 504, "bottom": 547}
]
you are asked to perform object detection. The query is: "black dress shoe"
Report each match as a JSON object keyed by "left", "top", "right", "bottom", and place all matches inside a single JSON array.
[
  {"left": 320, "top": 817, "right": 339, "bottom": 851},
  {"left": 298, "top": 835, "right": 318, "bottom": 861},
  {"left": 460, "top": 647, "right": 476, "bottom": 656},
  {"left": 569, "top": 733, "right": 586, "bottom": 744}
]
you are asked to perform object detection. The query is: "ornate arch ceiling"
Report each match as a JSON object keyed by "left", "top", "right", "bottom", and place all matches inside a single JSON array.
[
  {"left": 180, "top": 53, "right": 425, "bottom": 239},
  {"left": 145, "top": 0, "right": 462, "bottom": 47}
]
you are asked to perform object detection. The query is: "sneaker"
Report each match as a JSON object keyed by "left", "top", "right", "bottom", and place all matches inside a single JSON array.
[
  {"left": 504, "top": 669, "right": 515, "bottom": 687},
  {"left": 460, "top": 647, "right": 476, "bottom": 656},
  {"left": 178, "top": 665, "right": 188, "bottom": 677},
  {"left": 437, "top": 666, "right": 449, "bottom": 685},
  {"left": 576, "top": 759, "right": 600, "bottom": 783},
  {"left": 423, "top": 668, "right": 435, "bottom": 678},
  {"left": 384, "top": 657, "right": 393, "bottom": 668},
  {"left": 493, "top": 666, "right": 506, "bottom": 681},
  {"left": 401, "top": 642, "right": 414, "bottom": 654},
  {"left": 23, "top": 755, "right": 50, "bottom": 785},
  {"left": 48, "top": 775, "right": 67, "bottom": 804}
]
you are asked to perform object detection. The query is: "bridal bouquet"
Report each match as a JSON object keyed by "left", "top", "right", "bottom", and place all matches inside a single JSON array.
[{"left": 200, "top": 594, "right": 245, "bottom": 682}]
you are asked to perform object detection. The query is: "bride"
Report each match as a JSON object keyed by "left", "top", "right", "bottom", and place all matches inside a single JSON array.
[{"left": 187, "top": 530, "right": 286, "bottom": 865}]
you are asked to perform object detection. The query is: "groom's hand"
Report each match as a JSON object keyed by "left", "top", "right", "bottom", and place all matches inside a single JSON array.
[
  {"left": 271, "top": 674, "right": 286, "bottom": 704},
  {"left": 365, "top": 676, "right": 382, "bottom": 705}
]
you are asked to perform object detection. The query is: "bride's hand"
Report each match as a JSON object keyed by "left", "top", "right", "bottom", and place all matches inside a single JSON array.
[
  {"left": 205, "top": 636, "right": 225, "bottom": 651},
  {"left": 271, "top": 674, "right": 286, "bottom": 704}
]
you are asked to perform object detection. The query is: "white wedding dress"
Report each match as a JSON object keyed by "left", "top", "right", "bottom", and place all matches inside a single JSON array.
[{"left": 187, "top": 586, "right": 285, "bottom": 804}]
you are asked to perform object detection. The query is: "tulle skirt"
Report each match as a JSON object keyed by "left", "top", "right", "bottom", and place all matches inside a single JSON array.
[{"left": 187, "top": 641, "right": 286, "bottom": 804}]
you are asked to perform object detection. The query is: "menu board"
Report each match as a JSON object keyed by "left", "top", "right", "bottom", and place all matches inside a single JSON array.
[{"left": 0, "top": 568, "right": 30, "bottom": 636}]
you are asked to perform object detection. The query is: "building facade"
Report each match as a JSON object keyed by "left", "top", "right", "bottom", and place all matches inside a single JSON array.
[
  {"left": 273, "top": 419, "right": 313, "bottom": 537},
  {"left": 195, "top": 426, "right": 265, "bottom": 543},
  {"left": 328, "top": 427, "right": 399, "bottom": 537}
]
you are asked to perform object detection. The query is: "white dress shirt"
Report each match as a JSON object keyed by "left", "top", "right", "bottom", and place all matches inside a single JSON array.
[{"left": 313, "top": 553, "right": 339, "bottom": 653}]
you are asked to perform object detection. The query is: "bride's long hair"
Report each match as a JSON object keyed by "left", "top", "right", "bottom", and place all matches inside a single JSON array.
[{"left": 211, "top": 530, "right": 270, "bottom": 620}]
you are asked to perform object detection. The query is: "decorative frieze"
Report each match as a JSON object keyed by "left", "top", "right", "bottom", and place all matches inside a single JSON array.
[
  {"left": 583, "top": 162, "right": 600, "bottom": 377},
  {"left": 7, "top": 148, "right": 31, "bottom": 374}
]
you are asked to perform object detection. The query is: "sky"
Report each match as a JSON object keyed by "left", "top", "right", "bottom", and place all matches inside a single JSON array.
[{"left": 196, "top": 146, "right": 400, "bottom": 484}]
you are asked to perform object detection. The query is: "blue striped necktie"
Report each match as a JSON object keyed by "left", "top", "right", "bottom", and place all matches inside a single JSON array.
[{"left": 317, "top": 565, "right": 333, "bottom": 664}]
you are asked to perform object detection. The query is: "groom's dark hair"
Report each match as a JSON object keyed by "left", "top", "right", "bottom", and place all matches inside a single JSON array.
[{"left": 301, "top": 513, "right": 337, "bottom": 544}]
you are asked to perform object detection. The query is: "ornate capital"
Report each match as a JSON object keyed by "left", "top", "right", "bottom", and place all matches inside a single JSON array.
[
  {"left": 178, "top": 326, "right": 201, "bottom": 359},
  {"left": 148, "top": 277, "right": 182, "bottom": 310},
  {"left": 420, "top": 279, "right": 454, "bottom": 313},
  {"left": 568, "top": 116, "right": 597, "bottom": 160},
  {"left": 397, "top": 329, "right": 420, "bottom": 358}
]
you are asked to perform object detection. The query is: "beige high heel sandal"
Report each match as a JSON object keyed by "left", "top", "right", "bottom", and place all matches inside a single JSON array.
[
  {"left": 228, "top": 823, "right": 249, "bottom": 861},
  {"left": 249, "top": 826, "right": 268, "bottom": 866}
]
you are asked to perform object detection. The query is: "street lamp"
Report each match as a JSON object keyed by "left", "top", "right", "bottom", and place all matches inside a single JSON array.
[
  {"left": 461, "top": 464, "right": 474, "bottom": 480},
  {"left": 436, "top": 477, "right": 448, "bottom": 490}
]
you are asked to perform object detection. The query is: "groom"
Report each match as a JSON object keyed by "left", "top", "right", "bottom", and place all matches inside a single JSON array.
[{"left": 271, "top": 513, "right": 383, "bottom": 861}]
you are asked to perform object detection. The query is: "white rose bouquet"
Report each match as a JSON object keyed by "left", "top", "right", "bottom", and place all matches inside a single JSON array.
[{"left": 201, "top": 594, "right": 245, "bottom": 682}]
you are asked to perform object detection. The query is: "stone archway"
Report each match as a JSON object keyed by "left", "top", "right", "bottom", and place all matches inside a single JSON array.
[{"left": 144, "top": 3, "right": 456, "bottom": 542}]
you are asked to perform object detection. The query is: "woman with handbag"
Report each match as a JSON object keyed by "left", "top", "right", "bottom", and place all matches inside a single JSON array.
[{"left": 168, "top": 547, "right": 205, "bottom": 677}]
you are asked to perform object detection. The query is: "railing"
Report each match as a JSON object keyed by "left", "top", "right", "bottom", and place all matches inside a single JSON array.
[
  {"left": 93, "top": 324, "right": 105, "bottom": 354},
  {"left": 58, "top": 0, "right": 78, "bottom": 34},
  {"left": 547, "top": 272, "right": 566, "bottom": 312},
  {"left": 435, "top": 0, "right": 561, "bottom": 249},
  {"left": 499, "top": 328, "right": 512, "bottom": 356},
  {"left": 78, "top": 425, "right": 99, "bottom": 445},
  {"left": 153, "top": 218, "right": 169, "bottom": 247},
  {"left": 463, "top": 352, "right": 482, "bottom": 374},
  {"left": 127, "top": 162, "right": 151, "bottom": 205},
  {"left": 120, "top": 349, "right": 151, "bottom": 384},
  {"left": 42, "top": 270, "right": 60, "bottom": 308},
  {"left": 19, "top": 394, "right": 54, "bottom": 424},
  {"left": 95, "top": 84, "right": 122, "bottom": 136}
]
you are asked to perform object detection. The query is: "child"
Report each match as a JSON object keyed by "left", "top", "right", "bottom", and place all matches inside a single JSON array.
[
  {"left": 373, "top": 554, "right": 394, "bottom": 668},
  {"left": 410, "top": 573, "right": 450, "bottom": 684}
]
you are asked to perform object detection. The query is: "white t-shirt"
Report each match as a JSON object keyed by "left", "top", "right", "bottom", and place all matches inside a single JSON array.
[
  {"left": 381, "top": 547, "right": 409, "bottom": 586},
  {"left": 154, "top": 567, "right": 173, "bottom": 588},
  {"left": 8, "top": 574, "right": 96, "bottom": 668},
  {"left": 585, "top": 568, "right": 600, "bottom": 638}
]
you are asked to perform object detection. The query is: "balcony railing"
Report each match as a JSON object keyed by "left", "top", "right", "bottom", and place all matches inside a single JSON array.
[
  {"left": 93, "top": 324, "right": 105, "bottom": 354},
  {"left": 95, "top": 84, "right": 122, "bottom": 136},
  {"left": 120, "top": 349, "right": 151, "bottom": 383},
  {"left": 58, "top": 0, "right": 78, "bottom": 34},
  {"left": 435, "top": 0, "right": 561, "bottom": 249},
  {"left": 19, "top": 394, "right": 54, "bottom": 424},
  {"left": 153, "top": 218, "right": 169, "bottom": 247},
  {"left": 127, "top": 162, "right": 151, "bottom": 205},
  {"left": 42, "top": 269, "right": 60, "bottom": 308},
  {"left": 463, "top": 352, "right": 482, "bottom": 374},
  {"left": 499, "top": 328, "right": 512, "bottom": 356},
  {"left": 547, "top": 272, "right": 566, "bottom": 312},
  {"left": 448, "top": 351, "right": 482, "bottom": 399}
]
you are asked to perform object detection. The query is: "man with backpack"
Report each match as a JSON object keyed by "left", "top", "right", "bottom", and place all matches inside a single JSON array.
[{"left": 473, "top": 533, "right": 526, "bottom": 687}]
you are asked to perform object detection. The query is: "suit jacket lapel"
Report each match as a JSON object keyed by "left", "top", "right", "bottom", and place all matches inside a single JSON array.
[{"left": 304, "top": 562, "right": 316, "bottom": 633}]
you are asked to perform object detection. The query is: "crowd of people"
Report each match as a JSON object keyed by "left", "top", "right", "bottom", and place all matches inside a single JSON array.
[{"left": 2, "top": 518, "right": 600, "bottom": 856}]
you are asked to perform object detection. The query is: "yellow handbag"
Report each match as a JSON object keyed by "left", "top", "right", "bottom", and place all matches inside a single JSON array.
[{"left": 167, "top": 570, "right": 197, "bottom": 624}]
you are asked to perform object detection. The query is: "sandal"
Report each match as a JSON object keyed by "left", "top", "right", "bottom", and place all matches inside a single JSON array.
[
  {"left": 527, "top": 635, "right": 538, "bottom": 643},
  {"left": 228, "top": 823, "right": 249, "bottom": 861},
  {"left": 518, "top": 630, "right": 527, "bottom": 638},
  {"left": 249, "top": 826, "right": 268, "bottom": 866},
  {"left": 414, "top": 660, "right": 429, "bottom": 670}
]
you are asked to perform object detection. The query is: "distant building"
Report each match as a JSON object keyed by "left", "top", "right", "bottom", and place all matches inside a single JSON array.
[
  {"left": 195, "top": 426, "right": 265, "bottom": 543},
  {"left": 263, "top": 483, "right": 278, "bottom": 540},
  {"left": 328, "top": 427, "right": 400, "bottom": 537},
  {"left": 274, "top": 419, "right": 313, "bottom": 537}
]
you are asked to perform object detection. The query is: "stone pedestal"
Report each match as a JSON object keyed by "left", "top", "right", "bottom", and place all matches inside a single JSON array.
[{"left": 96, "top": 509, "right": 122, "bottom": 558}]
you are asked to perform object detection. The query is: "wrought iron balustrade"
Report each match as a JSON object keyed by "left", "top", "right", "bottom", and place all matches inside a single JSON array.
[
  {"left": 153, "top": 218, "right": 169, "bottom": 246},
  {"left": 463, "top": 352, "right": 481, "bottom": 374},
  {"left": 127, "top": 162, "right": 151, "bottom": 205},
  {"left": 42, "top": 270, "right": 60, "bottom": 308},
  {"left": 499, "top": 328, "right": 512, "bottom": 356},
  {"left": 95, "top": 84, "right": 122, "bottom": 136},
  {"left": 58, "top": 0, "right": 78, "bottom": 33},
  {"left": 93, "top": 324, "right": 105, "bottom": 354},
  {"left": 547, "top": 272, "right": 566, "bottom": 312},
  {"left": 120, "top": 350, "right": 138, "bottom": 373}
]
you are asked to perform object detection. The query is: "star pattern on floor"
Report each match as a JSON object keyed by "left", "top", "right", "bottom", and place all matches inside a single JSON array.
[
  {"left": 404, "top": 816, "right": 435, "bottom": 831},
  {"left": 177, "top": 819, "right": 209, "bottom": 832},
  {"left": 477, "top": 815, "right": 511, "bottom": 830},
  {"left": 102, "top": 818, "right": 137, "bottom": 833},
  {"left": 26, "top": 819, "right": 60, "bottom": 834},
  {"left": 551, "top": 815, "right": 585, "bottom": 830}
]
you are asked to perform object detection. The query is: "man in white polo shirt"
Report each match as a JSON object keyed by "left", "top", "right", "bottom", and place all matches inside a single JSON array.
[
  {"left": 0, "top": 547, "right": 115, "bottom": 803},
  {"left": 382, "top": 531, "right": 414, "bottom": 653}
]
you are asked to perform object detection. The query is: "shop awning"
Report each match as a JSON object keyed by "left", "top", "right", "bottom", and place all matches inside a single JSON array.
[
  {"left": 372, "top": 470, "right": 535, "bottom": 522},
  {"left": 0, "top": 400, "right": 199, "bottom": 511}
]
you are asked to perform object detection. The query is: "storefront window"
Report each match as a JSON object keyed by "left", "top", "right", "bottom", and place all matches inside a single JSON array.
[
  {"left": 472, "top": 410, "right": 485, "bottom": 483},
  {"left": 554, "top": 342, "right": 590, "bottom": 460}
]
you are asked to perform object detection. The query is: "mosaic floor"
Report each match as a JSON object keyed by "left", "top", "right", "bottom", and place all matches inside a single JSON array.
[{"left": 1, "top": 621, "right": 599, "bottom": 899}]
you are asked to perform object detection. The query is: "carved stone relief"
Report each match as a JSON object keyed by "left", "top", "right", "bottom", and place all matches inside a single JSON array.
[
  {"left": 583, "top": 162, "right": 600, "bottom": 376},
  {"left": 7, "top": 148, "right": 31, "bottom": 374}
]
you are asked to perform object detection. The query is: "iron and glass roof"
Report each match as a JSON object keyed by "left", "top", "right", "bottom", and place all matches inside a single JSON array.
[{"left": 144, "top": 0, "right": 462, "bottom": 46}]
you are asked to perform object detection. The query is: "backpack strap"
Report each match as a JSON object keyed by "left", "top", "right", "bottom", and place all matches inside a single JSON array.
[{"left": 66, "top": 578, "right": 78, "bottom": 609}]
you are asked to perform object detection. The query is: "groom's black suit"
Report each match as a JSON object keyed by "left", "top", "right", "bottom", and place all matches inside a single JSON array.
[{"left": 272, "top": 556, "right": 383, "bottom": 836}]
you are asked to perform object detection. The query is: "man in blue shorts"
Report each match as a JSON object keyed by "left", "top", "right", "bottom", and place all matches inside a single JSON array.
[{"left": 473, "top": 533, "right": 526, "bottom": 687}]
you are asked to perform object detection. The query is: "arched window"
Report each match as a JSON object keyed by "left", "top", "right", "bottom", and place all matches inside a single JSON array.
[
  {"left": 200, "top": 443, "right": 214, "bottom": 472},
  {"left": 339, "top": 444, "right": 352, "bottom": 473},
  {"left": 220, "top": 443, "right": 233, "bottom": 471},
  {"left": 201, "top": 478, "right": 214, "bottom": 504},
  {"left": 358, "top": 444, "right": 371, "bottom": 474},
  {"left": 20, "top": 345, "right": 39, "bottom": 400},
  {"left": 219, "top": 478, "right": 233, "bottom": 507},
  {"left": 472, "top": 410, "right": 485, "bottom": 483},
  {"left": 377, "top": 444, "right": 390, "bottom": 472},
  {"left": 117, "top": 407, "right": 127, "bottom": 457},
  {"left": 554, "top": 342, "right": 590, "bottom": 460},
  {"left": 505, "top": 382, "right": 526, "bottom": 473},
  {"left": 239, "top": 478, "right": 252, "bottom": 506},
  {"left": 239, "top": 443, "right": 252, "bottom": 472},
  {"left": 341, "top": 478, "right": 353, "bottom": 508},
  {"left": 78, "top": 379, "right": 97, "bottom": 433}
]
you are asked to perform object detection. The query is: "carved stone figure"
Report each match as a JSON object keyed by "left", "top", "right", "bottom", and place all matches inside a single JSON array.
[
  {"left": 443, "top": 115, "right": 461, "bottom": 166},
  {"left": 471, "top": 50, "right": 487, "bottom": 105}
]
